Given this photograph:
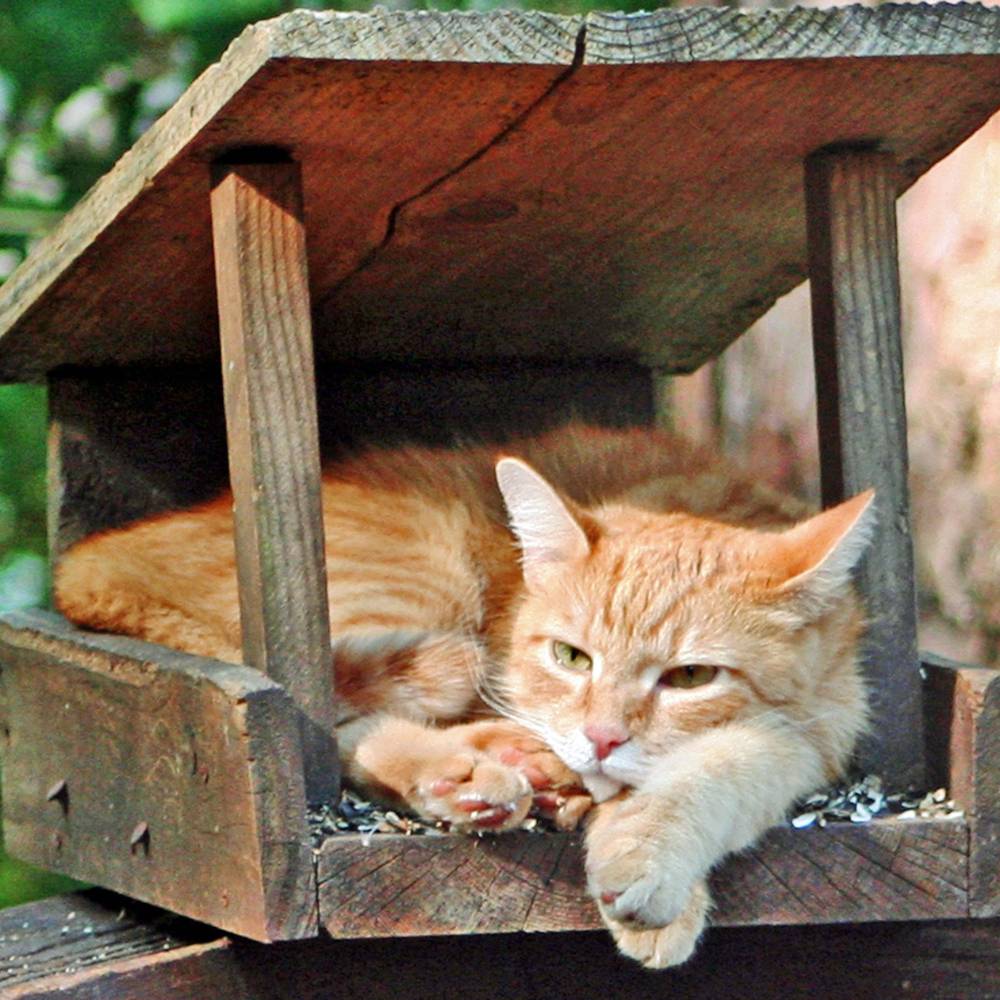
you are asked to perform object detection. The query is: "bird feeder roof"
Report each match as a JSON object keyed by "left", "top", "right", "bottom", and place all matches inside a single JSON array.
[{"left": 1, "top": 3, "right": 1000, "bottom": 380}]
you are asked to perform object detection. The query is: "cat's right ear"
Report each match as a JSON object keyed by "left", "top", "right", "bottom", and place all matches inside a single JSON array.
[
  {"left": 775, "top": 489, "right": 877, "bottom": 611},
  {"left": 496, "top": 458, "right": 591, "bottom": 588}
]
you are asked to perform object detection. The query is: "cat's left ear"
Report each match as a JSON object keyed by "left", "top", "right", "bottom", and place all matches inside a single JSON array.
[
  {"left": 496, "top": 458, "right": 591, "bottom": 588},
  {"left": 775, "top": 490, "right": 877, "bottom": 609}
]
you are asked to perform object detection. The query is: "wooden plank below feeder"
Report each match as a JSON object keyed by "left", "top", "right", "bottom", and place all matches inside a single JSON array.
[
  {"left": 2, "top": 7, "right": 1000, "bottom": 378},
  {"left": 5, "top": 890, "right": 1000, "bottom": 1000},
  {"left": 0, "top": 610, "right": 314, "bottom": 942}
]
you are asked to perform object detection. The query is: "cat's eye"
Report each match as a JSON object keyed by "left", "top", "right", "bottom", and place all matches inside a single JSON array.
[
  {"left": 660, "top": 664, "right": 719, "bottom": 689},
  {"left": 552, "top": 640, "right": 592, "bottom": 671}
]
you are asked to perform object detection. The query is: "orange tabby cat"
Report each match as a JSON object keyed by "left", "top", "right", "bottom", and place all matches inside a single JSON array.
[{"left": 54, "top": 424, "right": 872, "bottom": 968}]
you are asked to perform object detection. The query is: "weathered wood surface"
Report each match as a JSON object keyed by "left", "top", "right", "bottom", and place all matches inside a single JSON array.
[
  {"left": 44, "top": 360, "right": 652, "bottom": 556},
  {"left": 211, "top": 158, "right": 337, "bottom": 803},
  {"left": 924, "top": 654, "right": 1000, "bottom": 918},
  {"left": 806, "top": 148, "right": 923, "bottom": 791},
  {"left": 0, "top": 619, "right": 982, "bottom": 945},
  {"left": 0, "top": 609, "right": 314, "bottom": 942},
  {"left": 7, "top": 891, "right": 1000, "bottom": 1000},
  {"left": 46, "top": 370, "right": 231, "bottom": 557},
  {"left": 315, "top": 815, "right": 968, "bottom": 938},
  {"left": 1, "top": 6, "right": 1000, "bottom": 379}
]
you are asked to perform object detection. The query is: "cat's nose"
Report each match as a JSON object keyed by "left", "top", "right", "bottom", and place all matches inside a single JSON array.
[{"left": 583, "top": 722, "right": 630, "bottom": 761}]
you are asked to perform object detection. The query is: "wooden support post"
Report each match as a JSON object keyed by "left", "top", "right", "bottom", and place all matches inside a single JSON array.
[
  {"left": 210, "top": 155, "right": 338, "bottom": 803},
  {"left": 805, "top": 148, "right": 923, "bottom": 789}
]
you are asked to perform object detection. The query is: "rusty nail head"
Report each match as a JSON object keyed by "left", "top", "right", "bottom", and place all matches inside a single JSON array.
[{"left": 130, "top": 821, "right": 150, "bottom": 854}]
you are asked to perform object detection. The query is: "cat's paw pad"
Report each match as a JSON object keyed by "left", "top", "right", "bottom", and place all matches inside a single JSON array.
[
  {"left": 417, "top": 754, "right": 532, "bottom": 833},
  {"left": 604, "top": 880, "right": 710, "bottom": 970}
]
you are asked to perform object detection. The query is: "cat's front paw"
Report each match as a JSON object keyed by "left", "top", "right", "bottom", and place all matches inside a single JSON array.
[
  {"left": 414, "top": 753, "right": 532, "bottom": 833},
  {"left": 584, "top": 793, "right": 698, "bottom": 928},
  {"left": 605, "top": 879, "right": 711, "bottom": 969}
]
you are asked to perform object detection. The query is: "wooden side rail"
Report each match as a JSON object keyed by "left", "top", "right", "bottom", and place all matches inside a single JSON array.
[
  {"left": 0, "top": 610, "right": 315, "bottom": 941},
  {"left": 924, "top": 653, "right": 1000, "bottom": 918}
]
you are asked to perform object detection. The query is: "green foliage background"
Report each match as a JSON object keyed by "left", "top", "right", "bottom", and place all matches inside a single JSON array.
[{"left": 0, "top": 0, "right": 656, "bottom": 912}]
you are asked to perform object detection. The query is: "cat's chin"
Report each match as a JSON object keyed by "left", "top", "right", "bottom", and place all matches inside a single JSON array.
[{"left": 581, "top": 772, "right": 625, "bottom": 802}]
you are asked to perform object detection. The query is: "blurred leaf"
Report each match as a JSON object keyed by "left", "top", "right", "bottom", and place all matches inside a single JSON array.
[
  {"left": 0, "top": 854, "right": 81, "bottom": 907},
  {"left": 0, "top": 1, "right": 140, "bottom": 111},
  {"left": 0, "top": 552, "right": 47, "bottom": 611},
  {"left": 131, "top": 0, "right": 283, "bottom": 32}
]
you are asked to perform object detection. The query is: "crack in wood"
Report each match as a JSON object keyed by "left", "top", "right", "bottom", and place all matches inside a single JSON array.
[
  {"left": 423, "top": 856, "right": 478, "bottom": 929},
  {"left": 775, "top": 842, "right": 867, "bottom": 916},
  {"left": 890, "top": 845, "right": 967, "bottom": 894},
  {"left": 319, "top": 23, "right": 588, "bottom": 307},
  {"left": 310, "top": 845, "right": 321, "bottom": 934},
  {"left": 903, "top": 826, "right": 970, "bottom": 859},
  {"left": 474, "top": 856, "right": 518, "bottom": 928},
  {"left": 743, "top": 848, "right": 823, "bottom": 918},
  {"left": 519, "top": 883, "right": 542, "bottom": 932},
  {"left": 363, "top": 853, "right": 471, "bottom": 926},
  {"left": 316, "top": 848, "right": 409, "bottom": 902}
]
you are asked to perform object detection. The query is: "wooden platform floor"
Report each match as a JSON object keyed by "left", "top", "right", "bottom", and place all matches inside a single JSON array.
[{"left": 3, "top": 889, "right": 1000, "bottom": 1000}]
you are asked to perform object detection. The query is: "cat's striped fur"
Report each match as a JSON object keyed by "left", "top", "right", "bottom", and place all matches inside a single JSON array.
[{"left": 55, "top": 424, "right": 872, "bottom": 968}]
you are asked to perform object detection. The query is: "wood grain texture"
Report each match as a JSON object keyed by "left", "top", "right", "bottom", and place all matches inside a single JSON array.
[
  {"left": 584, "top": 3, "right": 1000, "bottom": 63},
  {"left": 0, "top": 9, "right": 580, "bottom": 380},
  {"left": 314, "top": 815, "right": 968, "bottom": 938},
  {"left": 211, "top": 159, "right": 337, "bottom": 803},
  {"left": 806, "top": 148, "right": 923, "bottom": 790},
  {"left": 0, "top": 610, "right": 314, "bottom": 942},
  {"left": 1, "top": 7, "right": 999, "bottom": 379},
  {"left": 8, "top": 892, "right": 1000, "bottom": 1000},
  {"left": 924, "top": 654, "right": 1000, "bottom": 918}
]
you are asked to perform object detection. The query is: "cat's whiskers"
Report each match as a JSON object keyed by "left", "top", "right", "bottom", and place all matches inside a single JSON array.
[
  {"left": 748, "top": 704, "right": 851, "bottom": 736},
  {"left": 469, "top": 659, "right": 551, "bottom": 739}
]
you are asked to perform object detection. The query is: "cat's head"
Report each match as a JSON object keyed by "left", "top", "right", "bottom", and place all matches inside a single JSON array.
[{"left": 495, "top": 457, "right": 874, "bottom": 801}]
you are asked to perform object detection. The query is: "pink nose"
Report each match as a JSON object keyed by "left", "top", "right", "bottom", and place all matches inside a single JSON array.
[{"left": 584, "top": 722, "right": 630, "bottom": 761}]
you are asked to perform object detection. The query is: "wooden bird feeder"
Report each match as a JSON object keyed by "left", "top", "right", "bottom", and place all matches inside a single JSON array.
[{"left": 0, "top": 3, "right": 998, "bottom": 947}]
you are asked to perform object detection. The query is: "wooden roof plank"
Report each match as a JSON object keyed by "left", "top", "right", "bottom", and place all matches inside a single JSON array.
[
  {"left": 0, "top": 5, "right": 999, "bottom": 380},
  {"left": 584, "top": 3, "right": 1000, "bottom": 64},
  {"left": 0, "top": 9, "right": 581, "bottom": 381},
  {"left": 320, "top": 53, "right": 1000, "bottom": 370}
]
